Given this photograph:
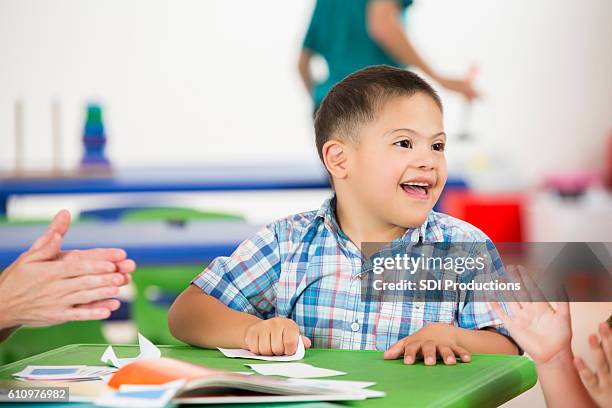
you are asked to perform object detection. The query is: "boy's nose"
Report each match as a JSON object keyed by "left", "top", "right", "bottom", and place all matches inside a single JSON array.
[{"left": 411, "top": 148, "right": 437, "bottom": 170}]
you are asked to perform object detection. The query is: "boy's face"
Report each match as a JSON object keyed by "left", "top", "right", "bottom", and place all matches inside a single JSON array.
[{"left": 346, "top": 93, "right": 447, "bottom": 229}]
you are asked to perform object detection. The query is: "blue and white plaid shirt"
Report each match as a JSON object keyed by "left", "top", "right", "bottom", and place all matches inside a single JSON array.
[{"left": 192, "top": 196, "right": 510, "bottom": 350}]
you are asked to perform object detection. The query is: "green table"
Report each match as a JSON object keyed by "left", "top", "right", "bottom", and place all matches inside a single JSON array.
[{"left": 0, "top": 344, "right": 536, "bottom": 407}]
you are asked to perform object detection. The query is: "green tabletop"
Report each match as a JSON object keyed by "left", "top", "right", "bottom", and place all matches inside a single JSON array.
[{"left": 0, "top": 344, "right": 536, "bottom": 408}]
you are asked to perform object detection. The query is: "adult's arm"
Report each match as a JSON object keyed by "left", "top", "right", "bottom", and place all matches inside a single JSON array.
[
  {"left": 367, "top": 1, "right": 478, "bottom": 100},
  {"left": 0, "top": 210, "right": 135, "bottom": 337},
  {"left": 297, "top": 49, "right": 315, "bottom": 98}
]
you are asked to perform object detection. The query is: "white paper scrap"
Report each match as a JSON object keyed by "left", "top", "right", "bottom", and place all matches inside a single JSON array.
[
  {"left": 101, "top": 333, "right": 161, "bottom": 368},
  {"left": 244, "top": 363, "right": 346, "bottom": 379},
  {"left": 218, "top": 335, "right": 305, "bottom": 362},
  {"left": 286, "top": 378, "right": 376, "bottom": 390}
]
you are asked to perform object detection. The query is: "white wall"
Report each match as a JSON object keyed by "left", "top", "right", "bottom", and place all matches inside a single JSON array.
[{"left": 1, "top": 0, "right": 611, "bottom": 186}]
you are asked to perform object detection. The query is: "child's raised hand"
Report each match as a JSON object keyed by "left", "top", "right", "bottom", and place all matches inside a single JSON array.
[
  {"left": 244, "top": 317, "right": 311, "bottom": 356},
  {"left": 491, "top": 265, "right": 572, "bottom": 364},
  {"left": 384, "top": 322, "right": 471, "bottom": 365},
  {"left": 573, "top": 322, "right": 612, "bottom": 408}
]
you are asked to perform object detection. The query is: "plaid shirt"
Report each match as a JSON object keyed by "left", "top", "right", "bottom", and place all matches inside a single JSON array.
[{"left": 192, "top": 196, "right": 510, "bottom": 350}]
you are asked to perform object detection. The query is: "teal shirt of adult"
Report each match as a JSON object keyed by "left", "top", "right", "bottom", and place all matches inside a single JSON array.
[{"left": 302, "top": 0, "right": 413, "bottom": 108}]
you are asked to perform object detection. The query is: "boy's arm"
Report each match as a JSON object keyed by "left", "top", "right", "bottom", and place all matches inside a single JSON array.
[
  {"left": 384, "top": 322, "right": 517, "bottom": 365},
  {"left": 168, "top": 223, "right": 296, "bottom": 352},
  {"left": 168, "top": 285, "right": 261, "bottom": 349},
  {"left": 455, "top": 326, "right": 518, "bottom": 354}
]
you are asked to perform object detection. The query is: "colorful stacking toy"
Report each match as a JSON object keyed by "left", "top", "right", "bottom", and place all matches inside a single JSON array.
[{"left": 80, "top": 103, "right": 110, "bottom": 168}]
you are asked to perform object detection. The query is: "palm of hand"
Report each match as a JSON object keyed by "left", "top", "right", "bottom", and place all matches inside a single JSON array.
[{"left": 507, "top": 303, "right": 571, "bottom": 364}]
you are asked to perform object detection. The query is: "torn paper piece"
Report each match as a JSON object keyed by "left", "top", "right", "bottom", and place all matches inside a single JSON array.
[
  {"left": 217, "top": 336, "right": 306, "bottom": 361},
  {"left": 101, "top": 333, "right": 161, "bottom": 368},
  {"left": 244, "top": 363, "right": 346, "bottom": 378},
  {"left": 218, "top": 335, "right": 305, "bottom": 362}
]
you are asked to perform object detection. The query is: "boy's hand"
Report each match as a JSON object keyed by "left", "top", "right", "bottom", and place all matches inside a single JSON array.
[
  {"left": 384, "top": 323, "right": 471, "bottom": 365},
  {"left": 244, "top": 317, "right": 312, "bottom": 356},
  {"left": 491, "top": 266, "right": 572, "bottom": 365},
  {"left": 574, "top": 322, "right": 612, "bottom": 408}
]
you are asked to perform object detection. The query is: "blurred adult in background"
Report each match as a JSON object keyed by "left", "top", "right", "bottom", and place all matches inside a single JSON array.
[
  {"left": 298, "top": 0, "right": 479, "bottom": 111},
  {"left": 0, "top": 210, "right": 135, "bottom": 343}
]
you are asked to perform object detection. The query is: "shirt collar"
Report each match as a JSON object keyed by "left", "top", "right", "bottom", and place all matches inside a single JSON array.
[{"left": 315, "top": 194, "right": 429, "bottom": 244}]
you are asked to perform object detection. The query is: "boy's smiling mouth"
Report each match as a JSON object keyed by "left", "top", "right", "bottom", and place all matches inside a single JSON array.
[{"left": 400, "top": 177, "right": 435, "bottom": 200}]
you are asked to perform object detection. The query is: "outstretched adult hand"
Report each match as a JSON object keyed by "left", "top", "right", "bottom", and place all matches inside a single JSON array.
[{"left": 0, "top": 210, "right": 135, "bottom": 330}]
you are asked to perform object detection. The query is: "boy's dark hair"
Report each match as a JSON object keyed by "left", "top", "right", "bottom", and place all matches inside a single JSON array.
[{"left": 314, "top": 65, "right": 442, "bottom": 163}]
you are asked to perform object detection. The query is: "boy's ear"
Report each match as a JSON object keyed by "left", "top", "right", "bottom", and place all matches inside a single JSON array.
[{"left": 322, "top": 139, "right": 349, "bottom": 180}]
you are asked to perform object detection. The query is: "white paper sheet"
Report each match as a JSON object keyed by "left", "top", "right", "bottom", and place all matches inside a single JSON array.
[
  {"left": 218, "top": 335, "right": 305, "bottom": 362},
  {"left": 13, "top": 365, "right": 117, "bottom": 381},
  {"left": 100, "top": 333, "right": 161, "bottom": 368},
  {"left": 244, "top": 363, "right": 346, "bottom": 378},
  {"left": 286, "top": 379, "right": 376, "bottom": 390}
]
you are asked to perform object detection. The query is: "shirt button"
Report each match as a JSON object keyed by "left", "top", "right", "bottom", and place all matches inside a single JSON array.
[{"left": 350, "top": 322, "right": 360, "bottom": 332}]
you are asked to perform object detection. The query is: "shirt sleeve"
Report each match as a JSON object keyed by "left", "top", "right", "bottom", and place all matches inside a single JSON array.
[
  {"left": 302, "top": 1, "right": 322, "bottom": 52},
  {"left": 191, "top": 223, "right": 281, "bottom": 319},
  {"left": 457, "top": 241, "right": 511, "bottom": 334}
]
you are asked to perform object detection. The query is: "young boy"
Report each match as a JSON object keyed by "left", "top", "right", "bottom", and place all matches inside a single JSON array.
[{"left": 169, "top": 65, "right": 518, "bottom": 365}]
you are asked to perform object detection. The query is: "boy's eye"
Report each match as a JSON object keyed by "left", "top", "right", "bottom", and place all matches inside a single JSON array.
[
  {"left": 394, "top": 140, "right": 412, "bottom": 149},
  {"left": 432, "top": 142, "right": 445, "bottom": 152}
]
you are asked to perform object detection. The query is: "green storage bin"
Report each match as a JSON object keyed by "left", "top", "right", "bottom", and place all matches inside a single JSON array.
[{"left": 131, "top": 264, "right": 204, "bottom": 345}]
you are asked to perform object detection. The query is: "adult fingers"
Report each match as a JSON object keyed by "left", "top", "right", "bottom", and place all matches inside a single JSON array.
[
  {"left": 61, "top": 307, "right": 111, "bottom": 322},
  {"left": 22, "top": 233, "right": 62, "bottom": 263},
  {"left": 122, "top": 273, "right": 132, "bottom": 285},
  {"left": 63, "top": 285, "right": 120, "bottom": 306},
  {"left": 115, "top": 259, "right": 136, "bottom": 274},
  {"left": 76, "top": 298, "right": 121, "bottom": 312},
  {"left": 403, "top": 341, "right": 420, "bottom": 365},
  {"left": 56, "top": 273, "right": 126, "bottom": 295},
  {"left": 28, "top": 210, "right": 70, "bottom": 252},
  {"left": 55, "top": 260, "right": 117, "bottom": 279},
  {"left": 384, "top": 339, "right": 406, "bottom": 360},
  {"left": 422, "top": 340, "right": 437, "bottom": 366},
  {"left": 47, "top": 209, "right": 71, "bottom": 238},
  {"left": 29, "top": 228, "right": 53, "bottom": 252},
  {"left": 61, "top": 248, "right": 127, "bottom": 263},
  {"left": 574, "top": 357, "right": 598, "bottom": 392},
  {"left": 451, "top": 345, "right": 471, "bottom": 362}
]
